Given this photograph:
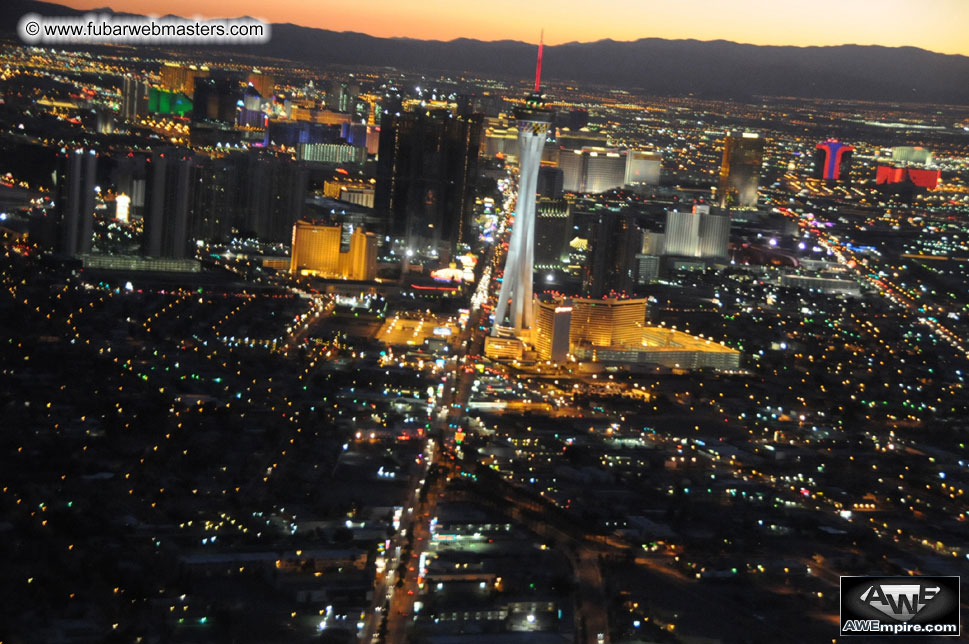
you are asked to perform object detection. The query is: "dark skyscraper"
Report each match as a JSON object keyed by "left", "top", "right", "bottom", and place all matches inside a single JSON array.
[
  {"left": 241, "top": 152, "right": 309, "bottom": 243},
  {"left": 192, "top": 76, "right": 242, "bottom": 124},
  {"left": 144, "top": 148, "right": 194, "bottom": 258},
  {"left": 455, "top": 94, "right": 474, "bottom": 118},
  {"left": 537, "top": 165, "right": 564, "bottom": 199},
  {"left": 534, "top": 198, "right": 570, "bottom": 269},
  {"left": 121, "top": 76, "right": 150, "bottom": 121},
  {"left": 139, "top": 148, "right": 311, "bottom": 255},
  {"left": 189, "top": 154, "right": 240, "bottom": 244},
  {"left": 718, "top": 133, "right": 764, "bottom": 208},
  {"left": 53, "top": 148, "right": 98, "bottom": 257},
  {"left": 585, "top": 211, "right": 641, "bottom": 298},
  {"left": 566, "top": 108, "right": 589, "bottom": 130},
  {"left": 170, "top": 151, "right": 310, "bottom": 246},
  {"left": 813, "top": 140, "right": 854, "bottom": 181},
  {"left": 375, "top": 109, "right": 482, "bottom": 259}
]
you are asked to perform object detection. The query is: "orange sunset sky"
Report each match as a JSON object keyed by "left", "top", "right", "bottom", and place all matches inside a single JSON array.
[{"left": 56, "top": 0, "right": 969, "bottom": 56}]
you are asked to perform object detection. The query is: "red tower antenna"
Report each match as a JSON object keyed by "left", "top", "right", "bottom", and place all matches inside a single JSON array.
[{"left": 534, "top": 29, "right": 544, "bottom": 93}]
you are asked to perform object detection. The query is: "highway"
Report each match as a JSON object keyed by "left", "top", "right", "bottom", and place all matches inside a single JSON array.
[
  {"left": 370, "top": 173, "right": 614, "bottom": 643},
  {"left": 370, "top": 298, "right": 487, "bottom": 642},
  {"left": 772, "top": 201, "right": 969, "bottom": 358}
]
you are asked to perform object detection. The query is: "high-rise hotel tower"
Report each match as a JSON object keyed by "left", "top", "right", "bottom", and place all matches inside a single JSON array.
[{"left": 493, "top": 38, "right": 553, "bottom": 336}]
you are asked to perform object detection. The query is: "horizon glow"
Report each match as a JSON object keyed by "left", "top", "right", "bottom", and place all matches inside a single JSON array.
[{"left": 53, "top": 0, "right": 969, "bottom": 57}]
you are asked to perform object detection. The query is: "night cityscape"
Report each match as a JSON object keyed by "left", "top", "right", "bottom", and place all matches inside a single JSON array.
[{"left": 1, "top": 1, "right": 969, "bottom": 642}]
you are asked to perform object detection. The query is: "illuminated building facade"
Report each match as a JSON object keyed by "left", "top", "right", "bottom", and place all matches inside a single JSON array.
[
  {"left": 483, "top": 336, "right": 525, "bottom": 361},
  {"left": 696, "top": 206, "right": 730, "bottom": 259},
  {"left": 114, "top": 194, "right": 130, "bottom": 223},
  {"left": 529, "top": 295, "right": 740, "bottom": 369},
  {"left": 324, "top": 178, "right": 371, "bottom": 200},
  {"left": 813, "top": 140, "right": 853, "bottom": 181},
  {"left": 290, "top": 220, "right": 377, "bottom": 281},
  {"left": 876, "top": 147, "right": 940, "bottom": 190},
  {"left": 339, "top": 186, "right": 375, "bottom": 208},
  {"left": 892, "top": 146, "right": 934, "bottom": 165},
  {"left": 664, "top": 205, "right": 730, "bottom": 259},
  {"left": 560, "top": 147, "right": 626, "bottom": 194},
  {"left": 569, "top": 297, "right": 646, "bottom": 349},
  {"left": 297, "top": 143, "right": 367, "bottom": 164},
  {"left": 718, "top": 133, "right": 764, "bottom": 208},
  {"left": 159, "top": 63, "right": 209, "bottom": 96},
  {"left": 875, "top": 165, "right": 940, "bottom": 189},
  {"left": 482, "top": 117, "right": 519, "bottom": 158},
  {"left": 494, "top": 40, "right": 552, "bottom": 335},
  {"left": 148, "top": 88, "right": 193, "bottom": 117},
  {"left": 237, "top": 86, "right": 266, "bottom": 128},
  {"left": 578, "top": 327, "right": 741, "bottom": 370},
  {"left": 246, "top": 70, "right": 275, "bottom": 98},
  {"left": 289, "top": 106, "right": 352, "bottom": 126},
  {"left": 533, "top": 298, "right": 572, "bottom": 362},
  {"left": 664, "top": 209, "right": 699, "bottom": 257}
]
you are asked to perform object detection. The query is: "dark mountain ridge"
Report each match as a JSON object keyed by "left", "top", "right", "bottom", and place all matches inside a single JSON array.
[{"left": 4, "top": 0, "right": 969, "bottom": 104}]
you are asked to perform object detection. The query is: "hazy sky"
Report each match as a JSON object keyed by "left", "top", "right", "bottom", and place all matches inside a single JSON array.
[{"left": 59, "top": 0, "right": 969, "bottom": 55}]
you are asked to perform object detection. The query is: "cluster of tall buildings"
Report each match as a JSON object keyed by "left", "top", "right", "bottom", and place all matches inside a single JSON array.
[
  {"left": 530, "top": 196, "right": 731, "bottom": 296},
  {"left": 812, "top": 141, "right": 940, "bottom": 190},
  {"left": 481, "top": 120, "right": 662, "bottom": 197},
  {"left": 121, "top": 65, "right": 375, "bottom": 165},
  {"left": 558, "top": 147, "right": 662, "bottom": 194},
  {"left": 112, "top": 148, "right": 309, "bottom": 257},
  {"left": 324, "top": 80, "right": 367, "bottom": 119}
]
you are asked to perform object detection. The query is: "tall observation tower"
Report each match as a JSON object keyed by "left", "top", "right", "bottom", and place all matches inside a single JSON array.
[{"left": 493, "top": 36, "right": 553, "bottom": 336}]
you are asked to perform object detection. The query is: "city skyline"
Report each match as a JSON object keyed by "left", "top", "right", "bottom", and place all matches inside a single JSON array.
[
  {"left": 52, "top": 0, "right": 969, "bottom": 56},
  {"left": 3, "top": 4, "right": 969, "bottom": 642}
]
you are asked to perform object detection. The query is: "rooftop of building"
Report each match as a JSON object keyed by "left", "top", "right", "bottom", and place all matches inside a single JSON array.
[{"left": 639, "top": 327, "right": 740, "bottom": 354}]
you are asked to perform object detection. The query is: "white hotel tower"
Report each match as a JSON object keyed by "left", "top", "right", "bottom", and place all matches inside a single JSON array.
[{"left": 493, "top": 41, "right": 553, "bottom": 336}]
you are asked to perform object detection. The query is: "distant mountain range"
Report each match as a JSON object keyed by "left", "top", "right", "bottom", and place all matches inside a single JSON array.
[{"left": 5, "top": 0, "right": 969, "bottom": 104}]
